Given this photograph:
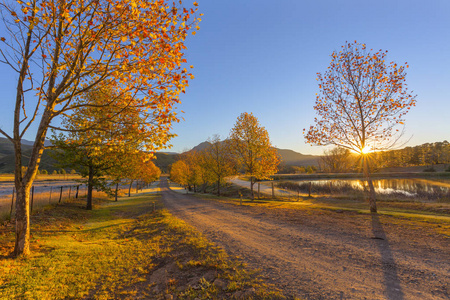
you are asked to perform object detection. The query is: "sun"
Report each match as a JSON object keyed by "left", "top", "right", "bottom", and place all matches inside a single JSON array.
[{"left": 361, "top": 146, "right": 371, "bottom": 155}]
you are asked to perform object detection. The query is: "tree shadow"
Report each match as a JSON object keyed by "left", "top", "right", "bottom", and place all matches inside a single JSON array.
[{"left": 371, "top": 213, "right": 404, "bottom": 300}]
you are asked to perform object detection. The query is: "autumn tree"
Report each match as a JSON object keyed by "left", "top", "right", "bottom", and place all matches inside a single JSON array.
[
  {"left": 0, "top": 0, "right": 200, "bottom": 256},
  {"left": 319, "top": 147, "right": 354, "bottom": 173},
  {"left": 170, "top": 159, "right": 189, "bottom": 187},
  {"left": 304, "top": 41, "right": 416, "bottom": 213},
  {"left": 178, "top": 150, "right": 206, "bottom": 192},
  {"left": 229, "top": 112, "right": 280, "bottom": 200},
  {"left": 202, "top": 135, "right": 237, "bottom": 196},
  {"left": 53, "top": 85, "right": 168, "bottom": 208}
]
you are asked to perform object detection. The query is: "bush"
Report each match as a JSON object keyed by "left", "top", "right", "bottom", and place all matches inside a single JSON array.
[{"left": 423, "top": 166, "right": 436, "bottom": 172}]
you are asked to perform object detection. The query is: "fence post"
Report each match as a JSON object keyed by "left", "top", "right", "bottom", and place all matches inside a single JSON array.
[
  {"left": 49, "top": 187, "right": 53, "bottom": 204},
  {"left": 115, "top": 183, "right": 119, "bottom": 202},
  {"left": 59, "top": 186, "right": 63, "bottom": 203},
  {"left": 308, "top": 182, "right": 312, "bottom": 197},
  {"left": 9, "top": 187, "right": 15, "bottom": 220},
  {"left": 68, "top": 186, "right": 72, "bottom": 199},
  {"left": 76, "top": 185, "right": 79, "bottom": 198},
  {"left": 272, "top": 182, "right": 275, "bottom": 199},
  {"left": 30, "top": 186, "right": 34, "bottom": 213},
  {"left": 297, "top": 190, "right": 300, "bottom": 202}
]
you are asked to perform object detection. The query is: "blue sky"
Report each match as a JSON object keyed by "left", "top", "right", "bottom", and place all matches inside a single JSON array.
[
  {"left": 170, "top": 0, "right": 450, "bottom": 154},
  {"left": 1, "top": 0, "right": 449, "bottom": 155}
]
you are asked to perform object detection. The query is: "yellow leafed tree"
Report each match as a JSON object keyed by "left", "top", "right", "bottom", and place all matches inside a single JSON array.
[
  {"left": 0, "top": 0, "right": 200, "bottom": 256},
  {"left": 229, "top": 112, "right": 280, "bottom": 200}
]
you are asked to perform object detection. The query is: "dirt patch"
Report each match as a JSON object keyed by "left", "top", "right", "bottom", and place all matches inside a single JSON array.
[{"left": 160, "top": 178, "right": 450, "bottom": 299}]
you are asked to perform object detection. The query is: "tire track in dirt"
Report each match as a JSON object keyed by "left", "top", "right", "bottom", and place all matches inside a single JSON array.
[{"left": 160, "top": 178, "right": 449, "bottom": 299}]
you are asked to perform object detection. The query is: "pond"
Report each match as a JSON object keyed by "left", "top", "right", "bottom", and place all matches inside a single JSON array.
[{"left": 286, "top": 178, "right": 450, "bottom": 196}]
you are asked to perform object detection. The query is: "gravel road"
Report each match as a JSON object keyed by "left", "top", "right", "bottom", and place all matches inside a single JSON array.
[{"left": 160, "top": 178, "right": 449, "bottom": 300}]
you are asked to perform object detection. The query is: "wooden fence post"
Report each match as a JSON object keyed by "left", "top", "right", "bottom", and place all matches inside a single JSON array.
[
  {"left": 75, "top": 185, "right": 79, "bottom": 198},
  {"left": 59, "top": 186, "right": 63, "bottom": 203},
  {"left": 115, "top": 183, "right": 119, "bottom": 202},
  {"left": 68, "top": 186, "right": 72, "bottom": 199},
  {"left": 308, "top": 182, "right": 312, "bottom": 197},
  {"left": 9, "top": 187, "right": 15, "bottom": 220},
  {"left": 49, "top": 187, "right": 53, "bottom": 203},
  {"left": 30, "top": 186, "right": 34, "bottom": 213},
  {"left": 272, "top": 182, "right": 275, "bottom": 199}
]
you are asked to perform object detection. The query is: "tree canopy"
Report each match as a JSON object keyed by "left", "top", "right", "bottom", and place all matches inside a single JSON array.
[
  {"left": 304, "top": 41, "right": 416, "bottom": 212},
  {"left": 229, "top": 112, "right": 279, "bottom": 199}
]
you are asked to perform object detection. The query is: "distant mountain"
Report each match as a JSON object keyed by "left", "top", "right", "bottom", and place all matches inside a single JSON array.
[
  {"left": 191, "top": 141, "right": 212, "bottom": 152},
  {"left": 187, "top": 141, "right": 319, "bottom": 167},
  {"left": 276, "top": 148, "right": 319, "bottom": 166},
  {"left": 21, "top": 139, "right": 53, "bottom": 147},
  {"left": 154, "top": 152, "right": 178, "bottom": 173},
  {"left": 0, "top": 138, "right": 58, "bottom": 173}
]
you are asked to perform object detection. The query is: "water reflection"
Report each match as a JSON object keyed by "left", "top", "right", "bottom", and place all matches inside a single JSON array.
[{"left": 292, "top": 178, "right": 450, "bottom": 196}]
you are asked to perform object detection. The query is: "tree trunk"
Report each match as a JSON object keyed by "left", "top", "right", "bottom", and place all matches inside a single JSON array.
[
  {"left": 86, "top": 165, "right": 94, "bottom": 210},
  {"left": 14, "top": 184, "right": 31, "bottom": 256},
  {"left": 217, "top": 180, "right": 221, "bottom": 196},
  {"left": 363, "top": 156, "right": 377, "bottom": 213},
  {"left": 250, "top": 177, "right": 254, "bottom": 201},
  {"left": 115, "top": 183, "right": 119, "bottom": 202},
  {"left": 128, "top": 180, "right": 133, "bottom": 197}
]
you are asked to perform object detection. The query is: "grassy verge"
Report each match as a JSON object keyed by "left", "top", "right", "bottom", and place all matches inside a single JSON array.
[
  {"left": 189, "top": 183, "right": 450, "bottom": 238},
  {"left": 0, "top": 193, "right": 283, "bottom": 299}
]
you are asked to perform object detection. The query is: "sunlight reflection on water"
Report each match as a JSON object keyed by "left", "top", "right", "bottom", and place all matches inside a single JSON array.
[{"left": 293, "top": 178, "right": 450, "bottom": 196}]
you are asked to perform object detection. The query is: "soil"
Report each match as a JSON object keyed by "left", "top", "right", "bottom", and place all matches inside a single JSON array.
[{"left": 160, "top": 178, "right": 450, "bottom": 300}]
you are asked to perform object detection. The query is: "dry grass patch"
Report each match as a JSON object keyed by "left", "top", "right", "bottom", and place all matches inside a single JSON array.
[{"left": 0, "top": 193, "right": 282, "bottom": 299}]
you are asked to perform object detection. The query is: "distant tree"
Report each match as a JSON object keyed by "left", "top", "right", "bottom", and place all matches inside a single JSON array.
[
  {"left": 52, "top": 170, "right": 58, "bottom": 175},
  {"left": 202, "top": 135, "right": 237, "bottom": 196},
  {"left": 293, "top": 166, "right": 306, "bottom": 174},
  {"left": 304, "top": 41, "right": 416, "bottom": 212},
  {"left": 229, "top": 112, "right": 280, "bottom": 200},
  {"left": 41, "top": 169, "right": 48, "bottom": 175},
  {"left": 306, "top": 165, "right": 316, "bottom": 174},
  {"left": 319, "top": 147, "right": 353, "bottom": 173},
  {"left": 70, "top": 170, "right": 77, "bottom": 175},
  {"left": 178, "top": 150, "right": 206, "bottom": 192},
  {"left": 60, "top": 169, "right": 66, "bottom": 175}
]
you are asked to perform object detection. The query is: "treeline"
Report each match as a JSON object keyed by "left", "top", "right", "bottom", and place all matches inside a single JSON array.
[
  {"left": 319, "top": 141, "right": 450, "bottom": 173},
  {"left": 170, "top": 113, "right": 280, "bottom": 198},
  {"left": 373, "top": 141, "right": 450, "bottom": 169}
]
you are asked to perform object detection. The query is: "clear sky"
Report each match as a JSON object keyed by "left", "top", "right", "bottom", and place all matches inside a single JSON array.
[
  {"left": 1, "top": 0, "right": 449, "bottom": 155},
  {"left": 170, "top": 0, "right": 450, "bottom": 154}
]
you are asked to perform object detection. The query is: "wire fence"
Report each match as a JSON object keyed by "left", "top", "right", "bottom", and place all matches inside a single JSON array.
[{"left": 0, "top": 181, "right": 150, "bottom": 220}]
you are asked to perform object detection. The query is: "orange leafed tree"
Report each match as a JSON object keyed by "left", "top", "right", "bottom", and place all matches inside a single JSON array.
[
  {"left": 202, "top": 135, "right": 237, "bottom": 196},
  {"left": 0, "top": 0, "right": 200, "bottom": 256},
  {"left": 229, "top": 112, "right": 280, "bottom": 200},
  {"left": 304, "top": 41, "right": 416, "bottom": 213}
]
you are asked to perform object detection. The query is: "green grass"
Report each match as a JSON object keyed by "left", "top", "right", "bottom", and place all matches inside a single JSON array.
[
  {"left": 0, "top": 194, "right": 283, "bottom": 299},
  {"left": 189, "top": 186, "right": 450, "bottom": 238}
]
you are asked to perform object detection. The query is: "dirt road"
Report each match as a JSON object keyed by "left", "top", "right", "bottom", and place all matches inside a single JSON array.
[{"left": 160, "top": 178, "right": 449, "bottom": 299}]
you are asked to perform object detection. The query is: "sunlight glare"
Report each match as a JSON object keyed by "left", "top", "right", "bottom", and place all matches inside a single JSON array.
[{"left": 361, "top": 146, "right": 371, "bottom": 154}]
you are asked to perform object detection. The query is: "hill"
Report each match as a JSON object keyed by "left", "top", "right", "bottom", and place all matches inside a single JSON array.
[
  {"left": 276, "top": 148, "right": 318, "bottom": 166},
  {"left": 188, "top": 141, "right": 319, "bottom": 167},
  {"left": 0, "top": 138, "right": 59, "bottom": 173},
  {"left": 154, "top": 152, "right": 178, "bottom": 173}
]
